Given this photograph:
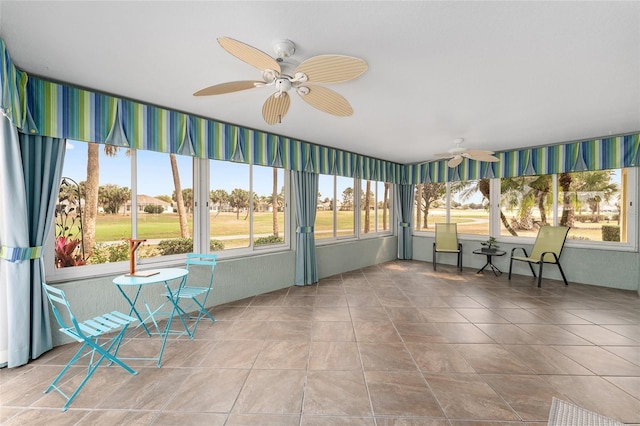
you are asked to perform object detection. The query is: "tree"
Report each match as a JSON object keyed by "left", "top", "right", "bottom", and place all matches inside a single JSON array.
[
  {"left": 341, "top": 187, "right": 354, "bottom": 211},
  {"left": 571, "top": 170, "right": 618, "bottom": 221},
  {"left": 170, "top": 153, "right": 189, "bottom": 238},
  {"left": 362, "top": 180, "right": 373, "bottom": 233},
  {"left": 265, "top": 172, "right": 285, "bottom": 236},
  {"left": 415, "top": 182, "right": 446, "bottom": 230},
  {"left": 98, "top": 184, "right": 131, "bottom": 214},
  {"left": 229, "top": 188, "right": 250, "bottom": 219},
  {"left": 156, "top": 194, "right": 172, "bottom": 204},
  {"left": 83, "top": 143, "right": 100, "bottom": 258},
  {"left": 210, "top": 189, "right": 229, "bottom": 216},
  {"left": 173, "top": 188, "right": 193, "bottom": 214},
  {"left": 528, "top": 175, "right": 552, "bottom": 225},
  {"left": 559, "top": 173, "right": 574, "bottom": 226},
  {"left": 382, "top": 183, "right": 390, "bottom": 230},
  {"left": 272, "top": 168, "right": 279, "bottom": 237}
]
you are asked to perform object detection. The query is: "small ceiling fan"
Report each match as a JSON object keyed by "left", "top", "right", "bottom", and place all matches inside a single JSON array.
[
  {"left": 194, "top": 37, "right": 368, "bottom": 125},
  {"left": 434, "top": 138, "right": 500, "bottom": 168}
]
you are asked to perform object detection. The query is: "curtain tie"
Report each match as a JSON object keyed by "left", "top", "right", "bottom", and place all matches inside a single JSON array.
[
  {"left": 399, "top": 222, "right": 411, "bottom": 228},
  {"left": 0, "top": 245, "right": 43, "bottom": 263},
  {"left": 297, "top": 226, "right": 314, "bottom": 233}
]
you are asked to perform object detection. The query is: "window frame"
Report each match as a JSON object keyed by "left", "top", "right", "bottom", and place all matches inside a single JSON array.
[
  {"left": 412, "top": 168, "right": 638, "bottom": 253},
  {"left": 45, "top": 144, "right": 292, "bottom": 282}
]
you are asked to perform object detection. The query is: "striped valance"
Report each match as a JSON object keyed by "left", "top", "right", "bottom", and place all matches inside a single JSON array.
[
  {"left": 24, "top": 76, "right": 404, "bottom": 183},
  {"left": 410, "top": 134, "right": 640, "bottom": 183},
  {"left": 3, "top": 35, "right": 637, "bottom": 186}
]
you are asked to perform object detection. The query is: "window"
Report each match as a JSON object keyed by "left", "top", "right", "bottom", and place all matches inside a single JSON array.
[
  {"left": 413, "top": 180, "right": 489, "bottom": 235},
  {"left": 54, "top": 141, "right": 132, "bottom": 269},
  {"left": 251, "top": 165, "right": 285, "bottom": 248},
  {"left": 360, "top": 179, "right": 393, "bottom": 235},
  {"left": 210, "top": 160, "right": 250, "bottom": 250},
  {"left": 316, "top": 174, "right": 356, "bottom": 240},
  {"left": 499, "top": 169, "right": 633, "bottom": 245},
  {"left": 136, "top": 150, "right": 193, "bottom": 260},
  {"left": 558, "top": 170, "right": 627, "bottom": 243},
  {"left": 499, "top": 175, "right": 553, "bottom": 238},
  {"left": 451, "top": 180, "right": 489, "bottom": 235},
  {"left": 415, "top": 169, "right": 635, "bottom": 249},
  {"left": 49, "top": 141, "right": 290, "bottom": 280}
]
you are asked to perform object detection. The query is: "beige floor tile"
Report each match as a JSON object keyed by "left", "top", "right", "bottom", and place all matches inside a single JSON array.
[
  {"left": 311, "top": 321, "right": 355, "bottom": 341},
  {"left": 254, "top": 341, "right": 310, "bottom": 369},
  {"left": 309, "top": 341, "right": 361, "bottom": 370},
  {"left": 359, "top": 343, "right": 417, "bottom": 371},
  {"left": 405, "top": 343, "right": 475, "bottom": 373},
  {"left": 164, "top": 368, "right": 249, "bottom": 412},
  {"left": 366, "top": 370, "right": 443, "bottom": 417},
  {"left": 234, "top": 369, "right": 305, "bottom": 414},
  {"left": 303, "top": 370, "right": 372, "bottom": 416},
  {"left": 424, "top": 373, "right": 519, "bottom": 421},
  {"left": 482, "top": 374, "right": 568, "bottom": 421},
  {"left": 552, "top": 345, "right": 640, "bottom": 376}
]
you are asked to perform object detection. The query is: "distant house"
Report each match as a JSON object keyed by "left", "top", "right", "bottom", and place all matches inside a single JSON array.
[{"left": 123, "top": 195, "right": 172, "bottom": 214}]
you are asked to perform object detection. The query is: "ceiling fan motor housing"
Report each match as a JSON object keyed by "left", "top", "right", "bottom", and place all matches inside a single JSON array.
[{"left": 273, "top": 39, "right": 295, "bottom": 62}]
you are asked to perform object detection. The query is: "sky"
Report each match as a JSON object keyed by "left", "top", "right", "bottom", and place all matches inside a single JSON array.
[{"left": 63, "top": 140, "right": 281, "bottom": 198}]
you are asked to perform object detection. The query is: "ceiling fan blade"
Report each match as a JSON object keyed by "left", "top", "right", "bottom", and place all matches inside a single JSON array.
[
  {"left": 468, "top": 152, "right": 500, "bottom": 162},
  {"left": 465, "top": 149, "right": 495, "bottom": 156},
  {"left": 433, "top": 153, "right": 454, "bottom": 159},
  {"left": 218, "top": 37, "right": 281, "bottom": 73},
  {"left": 193, "top": 81, "right": 261, "bottom": 96},
  {"left": 298, "top": 85, "right": 353, "bottom": 116},
  {"left": 294, "top": 55, "right": 368, "bottom": 83},
  {"left": 262, "top": 92, "right": 291, "bottom": 125},
  {"left": 448, "top": 156, "right": 463, "bottom": 168}
]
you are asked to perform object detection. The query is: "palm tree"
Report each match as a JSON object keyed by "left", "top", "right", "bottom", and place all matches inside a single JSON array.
[
  {"left": 83, "top": 143, "right": 99, "bottom": 258},
  {"left": 272, "top": 168, "right": 279, "bottom": 237},
  {"left": 571, "top": 170, "right": 618, "bottom": 221},
  {"left": 559, "top": 173, "right": 573, "bottom": 226},
  {"left": 170, "top": 153, "right": 190, "bottom": 238},
  {"left": 210, "top": 189, "right": 229, "bottom": 217},
  {"left": 382, "top": 182, "right": 390, "bottom": 230},
  {"left": 363, "top": 180, "right": 372, "bottom": 233}
]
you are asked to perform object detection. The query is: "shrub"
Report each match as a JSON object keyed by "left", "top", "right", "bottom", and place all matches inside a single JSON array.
[
  {"left": 158, "top": 238, "right": 193, "bottom": 255},
  {"left": 210, "top": 239, "right": 224, "bottom": 251},
  {"left": 574, "top": 214, "right": 608, "bottom": 223},
  {"left": 89, "top": 241, "right": 129, "bottom": 264},
  {"left": 54, "top": 236, "right": 86, "bottom": 267},
  {"left": 254, "top": 235, "right": 284, "bottom": 246},
  {"left": 143, "top": 204, "right": 165, "bottom": 214},
  {"left": 602, "top": 225, "right": 620, "bottom": 242}
]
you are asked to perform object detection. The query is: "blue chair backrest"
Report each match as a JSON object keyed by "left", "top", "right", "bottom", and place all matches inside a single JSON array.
[
  {"left": 185, "top": 253, "right": 217, "bottom": 286},
  {"left": 42, "top": 282, "right": 84, "bottom": 341}
]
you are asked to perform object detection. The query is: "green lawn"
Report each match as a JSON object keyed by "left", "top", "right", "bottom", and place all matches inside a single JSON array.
[{"left": 65, "top": 208, "right": 614, "bottom": 246}]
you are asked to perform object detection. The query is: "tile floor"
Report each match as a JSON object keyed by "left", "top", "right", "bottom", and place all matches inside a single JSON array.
[{"left": 1, "top": 260, "right": 639, "bottom": 425}]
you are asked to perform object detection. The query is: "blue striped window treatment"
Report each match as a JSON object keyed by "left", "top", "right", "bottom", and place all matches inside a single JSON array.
[{"left": 1, "top": 37, "right": 638, "bottom": 185}]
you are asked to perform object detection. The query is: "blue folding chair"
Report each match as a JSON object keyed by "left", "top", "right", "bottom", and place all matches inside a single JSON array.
[
  {"left": 41, "top": 282, "right": 138, "bottom": 412},
  {"left": 165, "top": 253, "right": 218, "bottom": 339}
]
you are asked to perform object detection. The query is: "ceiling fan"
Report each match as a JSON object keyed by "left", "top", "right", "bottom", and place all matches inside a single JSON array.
[
  {"left": 434, "top": 138, "right": 500, "bottom": 168},
  {"left": 194, "top": 37, "right": 368, "bottom": 125}
]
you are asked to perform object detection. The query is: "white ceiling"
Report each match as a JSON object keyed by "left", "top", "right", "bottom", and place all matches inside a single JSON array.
[{"left": 1, "top": 1, "right": 638, "bottom": 164}]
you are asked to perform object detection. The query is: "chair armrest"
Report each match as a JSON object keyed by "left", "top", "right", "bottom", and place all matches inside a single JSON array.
[
  {"left": 540, "top": 251, "right": 560, "bottom": 263},
  {"left": 510, "top": 247, "right": 529, "bottom": 257}
]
